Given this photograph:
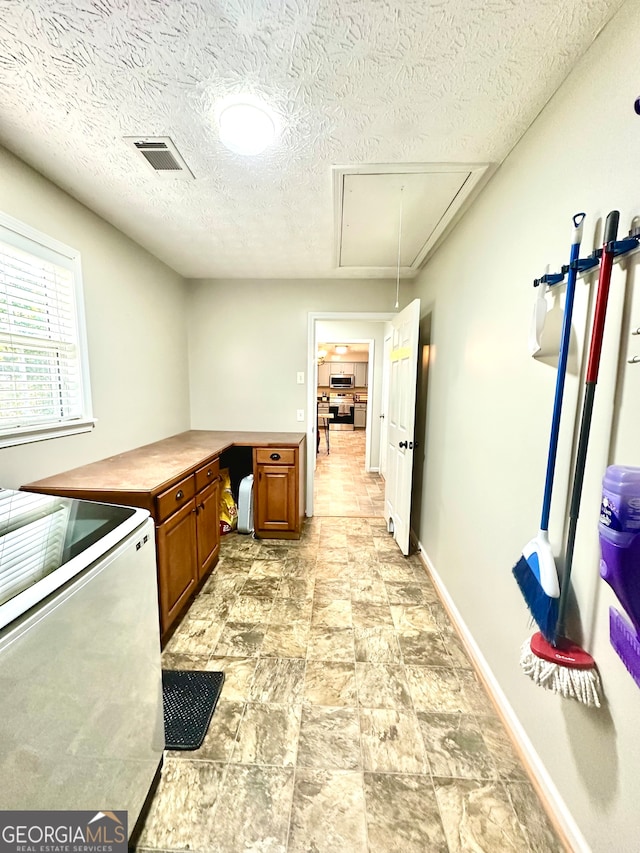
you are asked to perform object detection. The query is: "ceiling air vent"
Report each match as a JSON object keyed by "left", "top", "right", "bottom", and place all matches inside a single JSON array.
[{"left": 124, "top": 137, "right": 195, "bottom": 179}]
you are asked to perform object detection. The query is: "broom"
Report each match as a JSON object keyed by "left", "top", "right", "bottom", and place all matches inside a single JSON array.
[
  {"left": 521, "top": 210, "right": 620, "bottom": 707},
  {"left": 513, "top": 213, "right": 586, "bottom": 641}
]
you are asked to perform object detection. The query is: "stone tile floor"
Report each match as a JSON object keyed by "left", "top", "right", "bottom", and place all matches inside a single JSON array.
[
  {"left": 136, "top": 518, "right": 565, "bottom": 853},
  {"left": 314, "top": 430, "right": 384, "bottom": 518}
]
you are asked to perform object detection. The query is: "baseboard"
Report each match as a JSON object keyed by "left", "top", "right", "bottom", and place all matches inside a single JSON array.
[
  {"left": 414, "top": 537, "right": 590, "bottom": 853},
  {"left": 368, "top": 466, "right": 380, "bottom": 473}
]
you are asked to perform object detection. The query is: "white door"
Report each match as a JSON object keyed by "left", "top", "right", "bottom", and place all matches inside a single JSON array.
[
  {"left": 379, "top": 332, "right": 392, "bottom": 477},
  {"left": 384, "top": 298, "right": 421, "bottom": 555}
]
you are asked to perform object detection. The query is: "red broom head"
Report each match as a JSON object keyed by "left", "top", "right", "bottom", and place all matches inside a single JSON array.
[{"left": 530, "top": 631, "right": 596, "bottom": 669}]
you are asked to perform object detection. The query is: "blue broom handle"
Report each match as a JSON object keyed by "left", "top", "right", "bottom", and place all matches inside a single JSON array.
[{"left": 540, "top": 213, "right": 586, "bottom": 532}]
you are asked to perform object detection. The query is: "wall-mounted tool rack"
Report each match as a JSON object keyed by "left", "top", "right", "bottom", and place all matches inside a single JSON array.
[{"left": 533, "top": 228, "right": 640, "bottom": 291}]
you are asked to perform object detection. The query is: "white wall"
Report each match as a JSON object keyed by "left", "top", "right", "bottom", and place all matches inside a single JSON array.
[
  {"left": 0, "top": 145, "right": 191, "bottom": 489},
  {"left": 411, "top": 3, "right": 640, "bottom": 850},
  {"left": 187, "top": 278, "right": 408, "bottom": 432},
  {"left": 316, "top": 319, "right": 388, "bottom": 469}
]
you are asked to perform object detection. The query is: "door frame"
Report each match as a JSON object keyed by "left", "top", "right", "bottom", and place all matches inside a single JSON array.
[
  {"left": 379, "top": 330, "right": 392, "bottom": 477},
  {"left": 306, "top": 311, "right": 394, "bottom": 517}
]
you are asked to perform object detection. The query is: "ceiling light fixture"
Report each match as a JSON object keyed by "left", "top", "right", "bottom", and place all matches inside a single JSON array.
[
  {"left": 335, "top": 345, "right": 348, "bottom": 354},
  {"left": 217, "top": 98, "right": 277, "bottom": 156}
]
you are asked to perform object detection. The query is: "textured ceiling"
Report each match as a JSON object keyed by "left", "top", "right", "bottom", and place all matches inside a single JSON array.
[{"left": 0, "top": 0, "right": 624, "bottom": 279}]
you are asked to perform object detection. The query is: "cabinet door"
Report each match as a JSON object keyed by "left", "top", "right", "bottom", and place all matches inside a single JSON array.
[
  {"left": 354, "top": 405, "right": 367, "bottom": 428},
  {"left": 354, "top": 362, "right": 368, "bottom": 387},
  {"left": 255, "top": 464, "right": 297, "bottom": 533},
  {"left": 329, "top": 361, "right": 354, "bottom": 375},
  {"left": 156, "top": 499, "right": 198, "bottom": 635},
  {"left": 196, "top": 479, "right": 220, "bottom": 581},
  {"left": 317, "top": 363, "right": 331, "bottom": 386}
]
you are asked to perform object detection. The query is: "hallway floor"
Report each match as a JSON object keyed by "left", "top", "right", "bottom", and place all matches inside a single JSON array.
[
  {"left": 136, "top": 434, "right": 564, "bottom": 853},
  {"left": 314, "top": 429, "right": 384, "bottom": 518}
]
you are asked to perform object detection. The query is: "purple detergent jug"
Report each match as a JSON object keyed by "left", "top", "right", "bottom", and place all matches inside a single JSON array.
[{"left": 599, "top": 465, "right": 640, "bottom": 633}]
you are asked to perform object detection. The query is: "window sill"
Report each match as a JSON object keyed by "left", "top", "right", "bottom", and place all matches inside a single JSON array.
[{"left": 0, "top": 419, "right": 97, "bottom": 450}]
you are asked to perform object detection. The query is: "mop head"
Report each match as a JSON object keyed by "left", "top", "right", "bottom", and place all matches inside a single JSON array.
[{"left": 520, "top": 632, "right": 601, "bottom": 708}]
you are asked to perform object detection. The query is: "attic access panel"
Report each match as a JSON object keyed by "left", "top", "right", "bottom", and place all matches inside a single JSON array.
[{"left": 334, "top": 164, "right": 490, "bottom": 276}]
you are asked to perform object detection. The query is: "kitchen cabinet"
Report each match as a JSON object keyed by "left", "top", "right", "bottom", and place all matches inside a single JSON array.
[
  {"left": 195, "top": 481, "right": 220, "bottom": 580},
  {"left": 22, "top": 430, "right": 305, "bottom": 642},
  {"left": 354, "top": 362, "right": 368, "bottom": 387},
  {"left": 130, "top": 460, "right": 222, "bottom": 636},
  {"left": 329, "top": 361, "right": 354, "bottom": 375},
  {"left": 317, "top": 362, "right": 331, "bottom": 386},
  {"left": 156, "top": 494, "right": 198, "bottom": 632},
  {"left": 354, "top": 402, "right": 367, "bottom": 428},
  {"left": 253, "top": 446, "right": 303, "bottom": 538}
]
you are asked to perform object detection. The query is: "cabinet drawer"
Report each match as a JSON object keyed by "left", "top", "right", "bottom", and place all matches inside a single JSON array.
[
  {"left": 195, "top": 457, "right": 220, "bottom": 492},
  {"left": 255, "top": 447, "right": 295, "bottom": 466},
  {"left": 156, "top": 474, "right": 195, "bottom": 521}
]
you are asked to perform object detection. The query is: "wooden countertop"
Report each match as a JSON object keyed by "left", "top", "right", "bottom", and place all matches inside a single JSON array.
[{"left": 22, "top": 430, "right": 306, "bottom": 496}]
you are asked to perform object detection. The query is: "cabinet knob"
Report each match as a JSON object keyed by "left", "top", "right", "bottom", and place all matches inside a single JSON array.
[
  {"left": 176, "top": 489, "right": 184, "bottom": 500},
  {"left": 270, "top": 452, "right": 281, "bottom": 461},
  {"left": 207, "top": 469, "right": 212, "bottom": 477}
]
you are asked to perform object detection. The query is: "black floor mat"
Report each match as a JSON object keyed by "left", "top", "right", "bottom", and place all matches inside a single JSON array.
[{"left": 162, "top": 670, "right": 225, "bottom": 750}]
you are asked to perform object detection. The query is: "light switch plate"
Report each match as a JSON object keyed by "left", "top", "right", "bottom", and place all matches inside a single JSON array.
[
  {"left": 297, "top": 372, "right": 304, "bottom": 384},
  {"left": 296, "top": 409, "right": 305, "bottom": 422}
]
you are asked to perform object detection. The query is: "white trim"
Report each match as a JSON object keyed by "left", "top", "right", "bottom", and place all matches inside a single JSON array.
[
  {"left": 363, "top": 339, "right": 374, "bottom": 472},
  {"left": 306, "top": 311, "right": 394, "bottom": 517},
  {"left": 0, "top": 211, "right": 94, "bottom": 448},
  {"left": 332, "top": 162, "right": 493, "bottom": 276},
  {"left": 415, "top": 537, "right": 591, "bottom": 853},
  {"left": 0, "top": 210, "right": 80, "bottom": 261},
  {"left": 0, "top": 418, "right": 97, "bottom": 449}
]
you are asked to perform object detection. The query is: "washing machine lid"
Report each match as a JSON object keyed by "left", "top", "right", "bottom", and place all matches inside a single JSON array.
[{"left": 0, "top": 488, "right": 148, "bottom": 629}]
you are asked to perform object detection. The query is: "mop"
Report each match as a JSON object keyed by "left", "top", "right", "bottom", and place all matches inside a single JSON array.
[{"left": 521, "top": 210, "right": 620, "bottom": 707}]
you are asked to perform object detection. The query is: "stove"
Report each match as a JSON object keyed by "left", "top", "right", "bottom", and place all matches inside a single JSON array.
[{"left": 329, "top": 393, "right": 355, "bottom": 430}]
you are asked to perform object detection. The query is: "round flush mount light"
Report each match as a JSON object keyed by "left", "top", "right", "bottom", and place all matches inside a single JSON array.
[{"left": 217, "top": 98, "right": 278, "bottom": 156}]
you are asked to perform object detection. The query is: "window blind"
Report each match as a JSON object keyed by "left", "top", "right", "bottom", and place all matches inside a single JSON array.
[
  {"left": 0, "top": 213, "right": 93, "bottom": 445},
  {"left": 0, "top": 490, "right": 69, "bottom": 607}
]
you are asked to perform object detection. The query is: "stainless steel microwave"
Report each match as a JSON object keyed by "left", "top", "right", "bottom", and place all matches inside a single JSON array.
[{"left": 329, "top": 374, "right": 354, "bottom": 389}]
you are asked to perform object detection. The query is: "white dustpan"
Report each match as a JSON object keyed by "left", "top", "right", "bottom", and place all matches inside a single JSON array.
[{"left": 529, "top": 283, "right": 548, "bottom": 356}]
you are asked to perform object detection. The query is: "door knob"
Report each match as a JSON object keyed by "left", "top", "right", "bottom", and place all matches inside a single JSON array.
[{"left": 399, "top": 440, "right": 408, "bottom": 449}]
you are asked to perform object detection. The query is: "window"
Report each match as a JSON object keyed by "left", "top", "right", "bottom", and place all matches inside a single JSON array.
[{"left": 0, "top": 212, "right": 94, "bottom": 448}]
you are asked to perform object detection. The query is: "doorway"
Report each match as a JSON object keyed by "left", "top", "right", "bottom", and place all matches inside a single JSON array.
[
  {"left": 306, "top": 312, "right": 394, "bottom": 518},
  {"left": 315, "top": 339, "right": 381, "bottom": 517}
]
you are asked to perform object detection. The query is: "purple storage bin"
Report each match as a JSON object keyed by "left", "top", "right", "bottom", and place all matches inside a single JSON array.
[{"left": 600, "top": 465, "right": 640, "bottom": 634}]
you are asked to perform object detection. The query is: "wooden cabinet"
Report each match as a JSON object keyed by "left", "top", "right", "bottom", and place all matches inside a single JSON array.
[
  {"left": 22, "top": 430, "right": 305, "bottom": 641},
  {"left": 156, "top": 497, "right": 198, "bottom": 632},
  {"left": 253, "top": 446, "right": 303, "bottom": 539},
  {"left": 153, "top": 461, "right": 221, "bottom": 633},
  {"left": 195, "top": 478, "right": 220, "bottom": 580}
]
